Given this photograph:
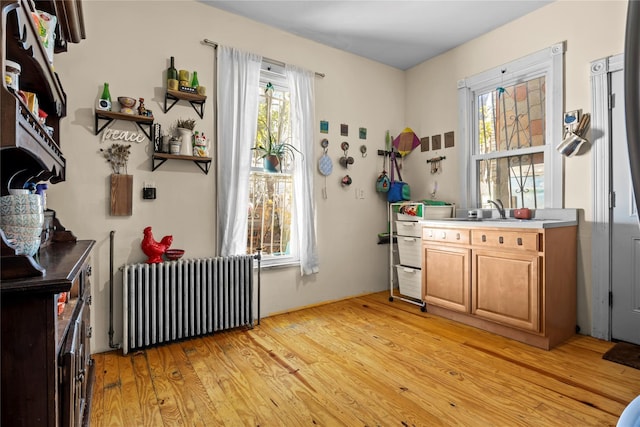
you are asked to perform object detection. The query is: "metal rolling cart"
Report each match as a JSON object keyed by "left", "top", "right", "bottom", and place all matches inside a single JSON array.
[
  {"left": 388, "top": 201, "right": 455, "bottom": 310},
  {"left": 388, "top": 201, "right": 427, "bottom": 311}
]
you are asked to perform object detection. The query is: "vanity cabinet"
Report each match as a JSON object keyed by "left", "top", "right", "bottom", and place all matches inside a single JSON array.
[{"left": 422, "top": 224, "right": 576, "bottom": 349}]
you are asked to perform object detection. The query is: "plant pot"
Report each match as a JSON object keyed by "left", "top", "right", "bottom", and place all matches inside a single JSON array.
[
  {"left": 264, "top": 155, "right": 280, "bottom": 172},
  {"left": 176, "top": 127, "right": 193, "bottom": 156}
]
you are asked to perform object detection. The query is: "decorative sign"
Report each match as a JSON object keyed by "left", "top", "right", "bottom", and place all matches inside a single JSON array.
[
  {"left": 341, "top": 123, "right": 348, "bottom": 136},
  {"left": 359, "top": 127, "right": 367, "bottom": 139},
  {"left": 102, "top": 128, "right": 146, "bottom": 143}
]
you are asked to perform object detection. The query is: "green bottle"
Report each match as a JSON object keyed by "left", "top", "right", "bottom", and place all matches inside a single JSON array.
[
  {"left": 98, "top": 82, "right": 111, "bottom": 111},
  {"left": 167, "top": 57, "right": 177, "bottom": 83},
  {"left": 191, "top": 71, "right": 199, "bottom": 88}
]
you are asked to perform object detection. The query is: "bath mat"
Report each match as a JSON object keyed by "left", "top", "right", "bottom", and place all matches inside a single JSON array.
[{"left": 603, "top": 341, "right": 640, "bottom": 370}]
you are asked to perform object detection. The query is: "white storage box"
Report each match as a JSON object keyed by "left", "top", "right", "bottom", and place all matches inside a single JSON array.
[
  {"left": 395, "top": 265, "right": 422, "bottom": 299},
  {"left": 395, "top": 220, "right": 422, "bottom": 238},
  {"left": 395, "top": 204, "right": 455, "bottom": 221},
  {"left": 397, "top": 236, "right": 422, "bottom": 268}
]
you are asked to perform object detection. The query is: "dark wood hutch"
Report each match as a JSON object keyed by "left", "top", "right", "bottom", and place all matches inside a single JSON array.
[{"left": 1, "top": 1, "right": 94, "bottom": 426}]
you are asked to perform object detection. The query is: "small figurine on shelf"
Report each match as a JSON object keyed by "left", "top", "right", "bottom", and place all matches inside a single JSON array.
[{"left": 137, "top": 98, "right": 146, "bottom": 116}]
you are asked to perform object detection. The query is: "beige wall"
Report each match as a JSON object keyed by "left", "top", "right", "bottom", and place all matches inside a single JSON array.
[
  {"left": 51, "top": 1, "right": 405, "bottom": 353},
  {"left": 51, "top": 0, "right": 627, "bottom": 353},
  {"left": 403, "top": 0, "right": 628, "bottom": 334}
]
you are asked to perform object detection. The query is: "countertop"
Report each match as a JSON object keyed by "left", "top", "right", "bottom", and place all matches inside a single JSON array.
[{"left": 418, "top": 208, "right": 578, "bottom": 229}]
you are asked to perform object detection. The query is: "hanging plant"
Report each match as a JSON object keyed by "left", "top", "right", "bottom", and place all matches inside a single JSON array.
[{"left": 100, "top": 143, "right": 131, "bottom": 174}]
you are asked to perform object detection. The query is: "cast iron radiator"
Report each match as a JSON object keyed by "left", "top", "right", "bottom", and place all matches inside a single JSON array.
[{"left": 122, "top": 256, "right": 255, "bottom": 354}]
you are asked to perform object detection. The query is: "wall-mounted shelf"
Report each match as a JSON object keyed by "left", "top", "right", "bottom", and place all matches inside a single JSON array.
[
  {"left": 164, "top": 89, "right": 206, "bottom": 119},
  {"left": 94, "top": 110, "right": 154, "bottom": 140},
  {"left": 152, "top": 153, "right": 212, "bottom": 174}
]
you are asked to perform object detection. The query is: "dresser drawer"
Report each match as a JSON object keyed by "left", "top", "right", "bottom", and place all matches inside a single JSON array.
[
  {"left": 423, "top": 227, "right": 470, "bottom": 245},
  {"left": 471, "top": 229, "right": 539, "bottom": 251}
]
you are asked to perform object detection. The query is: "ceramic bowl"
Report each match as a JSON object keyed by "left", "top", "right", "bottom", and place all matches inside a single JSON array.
[
  {"left": 165, "top": 249, "right": 185, "bottom": 261},
  {"left": 0, "top": 194, "right": 42, "bottom": 215},
  {"left": 0, "top": 212, "right": 44, "bottom": 228},
  {"left": 9, "top": 236, "right": 41, "bottom": 257},
  {"left": 118, "top": 96, "right": 136, "bottom": 108},
  {"left": 2, "top": 224, "right": 44, "bottom": 240}
]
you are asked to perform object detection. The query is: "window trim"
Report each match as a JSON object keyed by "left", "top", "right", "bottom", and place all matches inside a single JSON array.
[
  {"left": 457, "top": 42, "right": 565, "bottom": 209},
  {"left": 249, "top": 65, "right": 300, "bottom": 268}
]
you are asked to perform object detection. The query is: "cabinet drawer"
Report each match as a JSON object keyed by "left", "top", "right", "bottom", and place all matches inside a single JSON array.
[
  {"left": 423, "top": 227, "right": 470, "bottom": 244},
  {"left": 395, "top": 220, "right": 422, "bottom": 237},
  {"left": 471, "top": 230, "right": 539, "bottom": 251},
  {"left": 397, "top": 236, "right": 421, "bottom": 267}
]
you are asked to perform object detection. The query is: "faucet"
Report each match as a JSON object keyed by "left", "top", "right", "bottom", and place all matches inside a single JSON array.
[{"left": 487, "top": 199, "right": 506, "bottom": 219}]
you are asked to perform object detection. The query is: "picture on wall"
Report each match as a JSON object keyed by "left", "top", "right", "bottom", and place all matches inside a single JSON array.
[
  {"left": 341, "top": 124, "right": 348, "bottom": 136},
  {"left": 359, "top": 127, "right": 367, "bottom": 139},
  {"left": 444, "top": 131, "right": 455, "bottom": 148},
  {"left": 320, "top": 120, "right": 329, "bottom": 134},
  {"left": 421, "top": 136, "right": 430, "bottom": 152},
  {"left": 431, "top": 134, "right": 441, "bottom": 150}
]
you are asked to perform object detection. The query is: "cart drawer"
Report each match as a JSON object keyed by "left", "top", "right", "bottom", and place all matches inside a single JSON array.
[
  {"left": 395, "top": 265, "right": 422, "bottom": 299},
  {"left": 397, "top": 236, "right": 422, "bottom": 268}
]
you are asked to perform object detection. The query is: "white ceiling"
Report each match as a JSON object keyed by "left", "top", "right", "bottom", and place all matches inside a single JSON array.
[{"left": 202, "top": 1, "right": 553, "bottom": 70}]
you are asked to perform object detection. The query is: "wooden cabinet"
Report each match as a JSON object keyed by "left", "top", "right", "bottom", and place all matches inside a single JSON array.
[
  {"left": 1, "top": 241, "right": 95, "bottom": 427},
  {"left": 472, "top": 248, "right": 540, "bottom": 331},
  {"left": 422, "top": 227, "right": 470, "bottom": 313},
  {"left": 422, "top": 224, "right": 577, "bottom": 349}
]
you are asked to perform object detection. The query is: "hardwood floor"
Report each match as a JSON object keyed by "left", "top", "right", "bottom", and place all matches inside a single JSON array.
[{"left": 91, "top": 292, "right": 640, "bottom": 426}]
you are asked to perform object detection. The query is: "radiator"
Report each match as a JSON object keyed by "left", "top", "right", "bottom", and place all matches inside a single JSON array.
[{"left": 122, "top": 256, "right": 255, "bottom": 354}]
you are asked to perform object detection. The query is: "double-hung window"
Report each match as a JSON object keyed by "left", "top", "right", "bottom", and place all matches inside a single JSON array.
[
  {"left": 458, "top": 43, "right": 565, "bottom": 209},
  {"left": 247, "top": 64, "right": 298, "bottom": 265}
]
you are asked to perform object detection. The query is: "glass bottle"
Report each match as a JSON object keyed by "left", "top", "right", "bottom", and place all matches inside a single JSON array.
[
  {"left": 101, "top": 82, "right": 111, "bottom": 102},
  {"left": 191, "top": 71, "right": 199, "bottom": 88},
  {"left": 98, "top": 82, "right": 112, "bottom": 111},
  {"left": 167, "top": 57, "right": 177, "bottom": 84}
]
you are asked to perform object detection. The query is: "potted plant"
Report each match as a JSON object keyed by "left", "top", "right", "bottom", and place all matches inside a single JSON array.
[
  {"left": 174, "top": 117, "right": 196, "bottom": 155},
  {"left": 252, "top": 83, "right": 301, "bottom": 172},
  {"left": 252, "top": 131, "right": 301, "bottom": 172}
]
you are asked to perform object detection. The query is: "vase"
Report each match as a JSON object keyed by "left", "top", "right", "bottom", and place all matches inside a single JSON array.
[
  {"left": 264, "top": 155, "right": 279, "bottom": 172},
  {"left": 176, "top": 127, "right": 193, "bottom": 155}
]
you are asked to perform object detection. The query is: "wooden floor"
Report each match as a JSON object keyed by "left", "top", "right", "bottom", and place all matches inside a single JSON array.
[{"left": 91, "top": 292, "right": 640, "bottom": 426}]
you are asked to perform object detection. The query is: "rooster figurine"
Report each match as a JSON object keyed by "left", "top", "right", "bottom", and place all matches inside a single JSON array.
[{"left": 141, "top": 226, "right": 173, "bottom": 264}]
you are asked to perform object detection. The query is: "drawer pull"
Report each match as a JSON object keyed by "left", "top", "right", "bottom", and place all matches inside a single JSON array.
[
  {"left": 456, "top": 233, "right": 461, "bottom": 240},
  {"left": 441, "top": 232, "right": 446, "bottom": 239},
  {"left": 428, "top": 230, "right": 433, "bottom": 238},
  {"left": 482, "top": 235, "right": 486, "bottom": 242},
  {"left": 403, "top": 237, "right": 416, "bottom": 242},
  {"left": 517, "top": 237, "right": 523, "bottom": 246},
  {"left": 499, "top": 236, "right": 504, "bottom": 244}
]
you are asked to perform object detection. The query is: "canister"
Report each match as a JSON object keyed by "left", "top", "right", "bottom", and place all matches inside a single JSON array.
[{"left": 5, "top": 60, "right": 21, "bottom": 92}]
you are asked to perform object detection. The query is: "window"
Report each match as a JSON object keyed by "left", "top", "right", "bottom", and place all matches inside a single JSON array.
[
  {"left": 458, "top": 43, "right": 565, "bottom": 209},
  {"left": 247, "top": 66, "right": 298, "bottom": 263}
]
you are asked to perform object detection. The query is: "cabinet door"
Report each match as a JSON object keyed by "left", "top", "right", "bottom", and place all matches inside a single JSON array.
[
  {"left": 60, "top": 302, "right": 83, "bottom": 427},
  {"left": 423, "top": 244, "right": 470, "bottom": 312},
  {"left": 472, "top": 249, "right": 540, "bottom": 332}
]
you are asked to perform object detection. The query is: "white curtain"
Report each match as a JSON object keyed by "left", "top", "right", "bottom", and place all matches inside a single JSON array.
[
  {"left": 286, "top": 65, "right": 319, "bottom": 275},
  {"left": 217, "top": 46, "right": 262, "bottom": 256}
]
